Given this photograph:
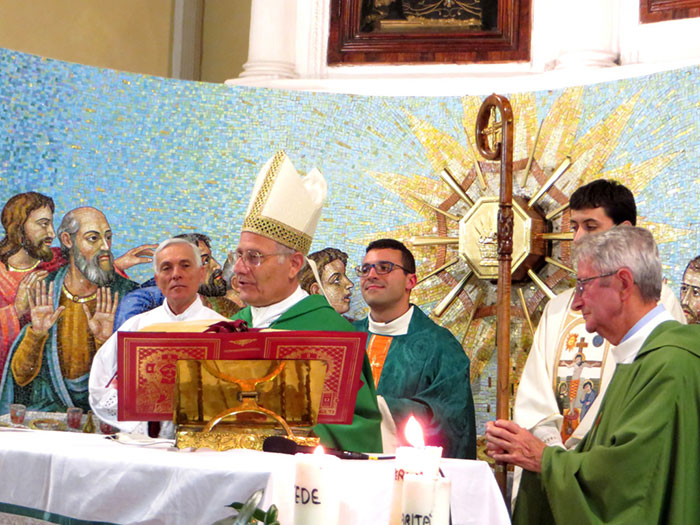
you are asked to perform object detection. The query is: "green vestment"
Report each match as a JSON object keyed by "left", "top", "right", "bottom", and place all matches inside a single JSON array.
[
  {"left": 354, "top": 306, "right": 476, "bottom": 459},
  {"left": 514, "top": 321, "right": 700, "bottom": 525},
  {"left": 231, "top": 294, "right": 383, "bottom": 453}
]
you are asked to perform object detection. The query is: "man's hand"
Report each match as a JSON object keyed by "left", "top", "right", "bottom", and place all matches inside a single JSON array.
[
  {"left": 114, "top": 243, "right": 157, "bottom": 271},
  {"left": 485, "top": 419, "right": 546, "bottom": 473},
  {"left": 14, "top": 270, "right": 49, "bottom": 318},
  {"left": 28, "top": 280, "right": 65, "bottom": 335},
  {"left": 83, "top": 288, "right": 119, "bottom": 343}
]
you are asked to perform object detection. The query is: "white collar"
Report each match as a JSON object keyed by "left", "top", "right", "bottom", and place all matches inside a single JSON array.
[
  {"left": 162, "top": 295, "right": 204, "bottom": 321},
  {"left": 612, "top": 306, "right": 674, "bottom": 364},
  {"left": 368, "top": 305, "right": 414, "bottom": 336},
  {"left": 250, "top": 286, "right": 309, "bottom": 328}
]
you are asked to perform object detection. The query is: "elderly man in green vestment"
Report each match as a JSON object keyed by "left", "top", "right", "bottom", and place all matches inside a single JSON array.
[
  {"left": 229, "top": 151, "right": 383, "bottom": 454},
  {"left": 353, "top": 238, "right": 476, "bottom": 459},
  {"left": 486, "top": 226, "right": 700, "bottom": 524}
]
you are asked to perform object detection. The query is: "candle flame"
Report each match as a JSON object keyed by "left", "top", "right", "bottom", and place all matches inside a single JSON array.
[
  {"left": 313, "top": 445, "right": 325, "bottom": 456},
  {"left": 404, "top": 416, "right": 425, "bottom": 447}
]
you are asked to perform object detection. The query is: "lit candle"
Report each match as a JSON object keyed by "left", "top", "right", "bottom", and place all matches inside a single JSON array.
[
  {"left": 389, "top": 416, "right": 442, "bottom": 524},
  {"left": 294, "top": 445, "right": 340, "bottom": 525}
]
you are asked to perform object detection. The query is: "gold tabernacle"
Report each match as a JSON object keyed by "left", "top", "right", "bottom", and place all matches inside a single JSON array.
[{"left": 174, "top": 359, "right": 325, "bottom": 451}]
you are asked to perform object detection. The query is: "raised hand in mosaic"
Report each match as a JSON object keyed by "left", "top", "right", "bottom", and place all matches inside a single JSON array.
[
  {"left": 82, "top": 288, "right": 119, "bottom": 344},
  {"left": 114, "top": 243, "right": 157, "bottom": 272},
  {"left": 27, "top": 280, "right": 65, "bottom": 335},
  {"left": 13, "top": 269, "right": 49, "bottom": 320}
]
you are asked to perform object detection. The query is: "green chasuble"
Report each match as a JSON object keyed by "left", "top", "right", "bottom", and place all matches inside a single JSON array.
[
  {"left": 231, "top": 294, "right": 383, "bottom": 453},
  {"left": 514, "top": 321, "right": 700, "bottom": 525},
  {"left": 354, "top": 306, "right": 477, "bottom": 459}
]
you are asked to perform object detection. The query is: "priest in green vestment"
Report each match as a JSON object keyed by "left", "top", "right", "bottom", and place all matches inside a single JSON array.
[
  {"left": 486, "top": 226, "right": 700, "bottom": 524},
  {"left": 353, "top": 238, "right": 476, "bottom": 459},
  {"left": 229, "top": 151, "right": 383, "bottom": 453}
]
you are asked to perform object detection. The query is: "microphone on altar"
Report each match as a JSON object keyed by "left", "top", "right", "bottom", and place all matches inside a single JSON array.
[{"left": 263, "top": 436, "right": 394, "bottom": 460}]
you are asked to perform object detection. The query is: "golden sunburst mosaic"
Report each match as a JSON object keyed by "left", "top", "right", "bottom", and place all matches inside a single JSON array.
[{"left": 354, "top": 88, "right": 691, "bottom": 396}]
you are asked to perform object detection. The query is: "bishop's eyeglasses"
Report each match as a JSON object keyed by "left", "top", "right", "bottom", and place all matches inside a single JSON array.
[
  {"left": 355, "top": 261, "right": 409, "bottom": 277},
  {"left": 232, "top": 250, "right": 289, "bottom": 268}
]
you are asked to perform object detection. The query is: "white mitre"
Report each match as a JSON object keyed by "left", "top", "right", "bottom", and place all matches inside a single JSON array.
[{"left": 242, "top": 150, "right": 327, "bottom": 255}]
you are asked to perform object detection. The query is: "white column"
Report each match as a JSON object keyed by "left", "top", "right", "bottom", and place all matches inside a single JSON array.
[
  {"left": 553, "top": 0, "right": 620, "bottom": 69},
  {"left": 240, "top": 0, "right": 298, "bottom": 79}
]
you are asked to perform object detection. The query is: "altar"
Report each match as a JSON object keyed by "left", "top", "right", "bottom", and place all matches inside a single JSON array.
[{"left": 0, "top": 429, "right": 510, "bottom": 525}]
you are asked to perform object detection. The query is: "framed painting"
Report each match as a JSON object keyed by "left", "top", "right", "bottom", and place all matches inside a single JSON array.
[
  {"left": 327, "top": 0, "right": 531, "bottom": 64},
  {"left": 640, "top": 0, "right": 700, "bottom": 23}
]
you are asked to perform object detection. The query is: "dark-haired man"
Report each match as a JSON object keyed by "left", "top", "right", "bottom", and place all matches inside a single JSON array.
[
  {"left": 511, "top": 179, "right": 685, "bottom": 506},
  {"left": 353, "top": 238, "right": 476, "bottom": 459}
]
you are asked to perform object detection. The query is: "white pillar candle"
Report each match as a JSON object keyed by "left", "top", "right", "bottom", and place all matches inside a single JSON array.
[
  {"left": 401, "top": 474, "right": 452, "bottom": 525},
  {"left": 389, "top": 445, "right": 442, "bottom": 524},
  {"left": 401, "top": 473, "right": 436, "bottom": 524},
  {"left": 294, "top": 447, "right": 340, "bottom": 525},
  {"left": 431, "top": 477, "right": 452, "bottom": 525}
]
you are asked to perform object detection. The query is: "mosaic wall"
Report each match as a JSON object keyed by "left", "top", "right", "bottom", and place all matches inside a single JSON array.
[{"left": 1, "top": 48, "right": 698, "bottom": 433}]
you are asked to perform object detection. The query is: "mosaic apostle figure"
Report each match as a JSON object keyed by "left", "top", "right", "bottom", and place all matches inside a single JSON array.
[
  {"left": 680, "top": 255, "right": 700, "bottom": 324},
  {"left": 0, "top": 192, "right": 57, "bottom": 382},
  {"left": 298, "top": 247, "right": 354, "bottom": 316},
  {"left": 0, "top": 192, "right": 156, "bottom": 395},
  {"left": 0, "top": 207, "right": 139, "bottom": 413}
]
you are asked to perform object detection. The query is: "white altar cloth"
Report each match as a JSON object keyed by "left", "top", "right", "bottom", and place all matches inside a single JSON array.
[{"left": 0, "top": 430, "right": 510, "bottom": 525}]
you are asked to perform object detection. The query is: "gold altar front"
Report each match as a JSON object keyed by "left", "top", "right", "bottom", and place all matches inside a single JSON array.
[{"left": 174, "top": 359, "right": 325, "bottom": 451}]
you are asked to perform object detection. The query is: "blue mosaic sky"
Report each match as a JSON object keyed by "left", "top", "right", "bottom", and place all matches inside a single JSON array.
[{"left": 2, "top": 48, "right": 697, "bottom": 290}]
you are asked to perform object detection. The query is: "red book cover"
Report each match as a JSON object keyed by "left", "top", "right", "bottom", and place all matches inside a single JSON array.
[{"left": 117, "top": 330, "right": 368, "bottom": 425}]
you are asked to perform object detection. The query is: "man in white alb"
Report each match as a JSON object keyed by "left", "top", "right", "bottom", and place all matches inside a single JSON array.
[{"left": 89, "top": 238, "right": 226, "bottom": 435}]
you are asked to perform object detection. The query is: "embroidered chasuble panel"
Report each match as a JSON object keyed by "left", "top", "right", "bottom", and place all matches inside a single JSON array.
[
  {"left": 553, "top": 308, "right": 611, "bottom": 443},
  {"left": 367, "top": 334, "right": 393, "bottom": 387}
]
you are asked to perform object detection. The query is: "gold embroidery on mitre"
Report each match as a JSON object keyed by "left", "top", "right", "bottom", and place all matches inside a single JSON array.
[
  {"left": 242, "top": 150, "right": 314, "bottom": 255},
  {"left": 243, "top": 216, "right": 312, "bottom": 255}
]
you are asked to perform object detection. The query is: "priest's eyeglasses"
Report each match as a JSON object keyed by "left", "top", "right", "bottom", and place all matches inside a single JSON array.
[
  {"left": 355, "top": 261, "right": 409, "bottom": 277},
  {"left": 233, "top": 250, "right": 288, "bottom": 267},
  {"left": 575, "top": 271, "right": 617, "bottom": 295}
]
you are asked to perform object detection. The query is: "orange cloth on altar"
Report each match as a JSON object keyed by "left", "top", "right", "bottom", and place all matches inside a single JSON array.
[{"left": 366, "top": 334, "right": 393, "bottom": 387}]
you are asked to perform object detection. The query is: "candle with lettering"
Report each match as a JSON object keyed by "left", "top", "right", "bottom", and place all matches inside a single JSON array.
[
  {"left": 431, "top": 477, "right": 452, "bottom": 525},
  {"left": 294, "top": 445, "right": 340, "bottom": 525},
  {"left": 389, "top": 416, "right": 442, "bottom": 524},
  {"left": 401, "top": 475, "right": 451, "bottom": 525}
]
